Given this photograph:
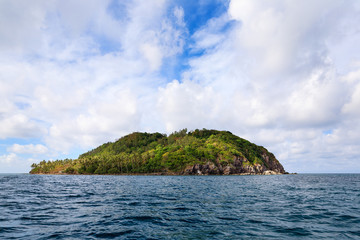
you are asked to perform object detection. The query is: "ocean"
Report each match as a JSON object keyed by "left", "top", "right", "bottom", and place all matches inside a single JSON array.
[{"left": 0, "top": 174, "right": 359, "bottom": 239}]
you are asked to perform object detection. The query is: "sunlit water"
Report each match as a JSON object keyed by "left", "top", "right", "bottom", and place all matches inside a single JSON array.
[{"left": 1, "top": 174, "right": 359, "bottom": 239}]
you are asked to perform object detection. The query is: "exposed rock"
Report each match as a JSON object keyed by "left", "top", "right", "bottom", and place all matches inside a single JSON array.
[
  {"left": 263, "top": 170, "right": 279, "bottom": 175},
  {"left": 183, "top": 162, "right": 222, "bottom": 175},
  {"left": 222, "top": 166, "right": 232, "bottom": 175},
  {"left": 30, "top": 129, "right": 288, "bottom": 175},
  {"left": 183, "top": 155, "right": 285, "bottom": 175}
]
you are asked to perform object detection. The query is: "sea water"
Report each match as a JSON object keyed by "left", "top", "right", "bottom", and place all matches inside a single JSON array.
[{"left": 0, "top": 174, "right": 359, "bottom": 239}]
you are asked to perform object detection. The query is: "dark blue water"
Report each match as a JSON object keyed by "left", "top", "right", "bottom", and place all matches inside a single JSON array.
[{"left": 1, "top": 174, "right": 359, "bottom": 239}]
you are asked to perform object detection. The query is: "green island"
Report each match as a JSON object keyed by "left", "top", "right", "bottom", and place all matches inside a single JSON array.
[{"left": 30, "top": 129, "right": 287, "bottom": 175}]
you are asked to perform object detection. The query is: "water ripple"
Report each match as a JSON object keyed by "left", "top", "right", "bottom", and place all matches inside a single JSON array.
[{"left": 0, "top": 174, "right": 360, "bottom": 239}]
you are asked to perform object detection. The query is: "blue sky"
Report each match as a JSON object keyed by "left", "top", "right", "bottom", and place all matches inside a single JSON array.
[{"left": 1, "top": 0, "right": 360, "bottom": 173}]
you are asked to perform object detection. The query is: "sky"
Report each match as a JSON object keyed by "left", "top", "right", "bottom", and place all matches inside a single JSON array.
[{"left": 1, "top": 0, "right": 360, "bottom": 173}]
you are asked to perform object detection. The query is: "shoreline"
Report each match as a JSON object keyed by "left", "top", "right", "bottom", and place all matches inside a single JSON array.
[{"left": 30, "top": 172, "right": 294, "bottom": 176}]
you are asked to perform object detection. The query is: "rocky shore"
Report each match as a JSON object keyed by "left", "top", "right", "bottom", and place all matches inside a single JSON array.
[
  {"left": 182, "top": 156, "right": 287, "bottom": 175},
  {"left": 30, "top": 129, "right": 288, "bottom": 175}
]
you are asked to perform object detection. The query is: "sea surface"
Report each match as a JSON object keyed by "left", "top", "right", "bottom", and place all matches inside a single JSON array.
[{"left": 0, "top": 174, "right": 359, "bottom": 239}]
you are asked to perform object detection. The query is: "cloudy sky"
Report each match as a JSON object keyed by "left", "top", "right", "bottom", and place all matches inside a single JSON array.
[{"left": 1, "top": 0, "right": 360, "bottom": 173}]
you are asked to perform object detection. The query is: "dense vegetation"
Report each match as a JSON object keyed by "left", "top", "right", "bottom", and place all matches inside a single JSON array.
[{"left": 30, "top": 129, "right": 285, "bottom": 175}]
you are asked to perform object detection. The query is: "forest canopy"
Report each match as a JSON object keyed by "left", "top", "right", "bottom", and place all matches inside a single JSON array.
[{"left": 30, "top": 129, "right": 285, "bottom": 175}]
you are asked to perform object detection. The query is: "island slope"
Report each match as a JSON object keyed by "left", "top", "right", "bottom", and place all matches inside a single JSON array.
[{"left": 30, "top": 129, "right": 287, "bottom": 175}]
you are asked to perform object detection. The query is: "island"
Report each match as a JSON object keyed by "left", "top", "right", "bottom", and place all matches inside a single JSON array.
[{"left": 30, "top": 129, "right": 287, "bottom": 175}]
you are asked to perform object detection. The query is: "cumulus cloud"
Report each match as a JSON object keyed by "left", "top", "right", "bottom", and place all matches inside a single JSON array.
[
  {"left": 157, "top": 0, "right": 360, "bottom": 172},
  {"left": 0, "top": 114, "right": 45, "bottom": 139},
  {"left": 7, "top": 144, "right": 48, "bottom": 155},
  {"left": 0, "top": 0, "right": 185, "bottom": 152},
  {"left": 0, "top": 0, "right": 359, "bottom": 173},
  {"left": 141, "top": 43, "right": 163, "bottom": 71},
  {"left": 228, "top": 0, "right": 346, "bottom": 76},
  {"left": 45, "top": 87, "right": 141, "bottom": 152},
  {"left": 342, "top": 69, "right": 360, "bottom": 117},
  {"left": 158, "top": 80, "right": 219, "bottom": 132},
  {"left": 0, "top": 0, "right": 49, "bottom": 55},
  {"left": 0, "top": 153, "right": 17, "bottom": 164}
]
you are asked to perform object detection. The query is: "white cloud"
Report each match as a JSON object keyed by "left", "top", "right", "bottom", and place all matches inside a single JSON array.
[
  {"left": 0, "top": 0, "right": 360, "bottom": 173},
  {"left": 0, "top": 0, "right": 185, "bottom": 154},
  {"left": 228, "top": 0, "right": 345, "bottom": 76},
  {"left": 141, "top": 43, "right": 163, "bottom": 71},
  {"left": 7, "top": 144, "right": 48, "bottom": 155},
  {"left": 45, "top": 87, "right": 140, "bottom": 152},
  {"left": 158, "top": 80, "right": 219, "bottom": 132},
  {"left": 173, "top": 6, "right": 185, "bottom": 27},
  {"left": 342, "top": 69, "right": 360, "bottom": 116},
  {"left": 0, "top": 0, "right": 49, "bottom": 55},
  {"left": 0, "top": 114, "right": 45, "bottom": 139},
  {"left": 284, "top": 67, "right": 347, "bottom": 127},
  {"left": 156, "top": 0, "right": 360, "bottom": 172},
  {"left": 0, "top": 153, "right": 17, "bottom": 164}
]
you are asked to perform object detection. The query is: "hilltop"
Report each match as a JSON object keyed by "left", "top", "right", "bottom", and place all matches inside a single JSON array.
[{"left": 30, "top": 129, "right": 287, "bottom": 175}]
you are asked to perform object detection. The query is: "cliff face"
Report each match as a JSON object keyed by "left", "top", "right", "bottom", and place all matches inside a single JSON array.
[
  {"left": 183, "top": 155, "right": 285, "bottom": 175},
  {"left": 30, "top": 129, "right": 287, "bottom": 175}
]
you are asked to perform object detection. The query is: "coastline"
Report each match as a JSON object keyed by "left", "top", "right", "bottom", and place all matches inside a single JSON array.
[{"left": 30, "top": 171, "right": 293, "bottom": 176}]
